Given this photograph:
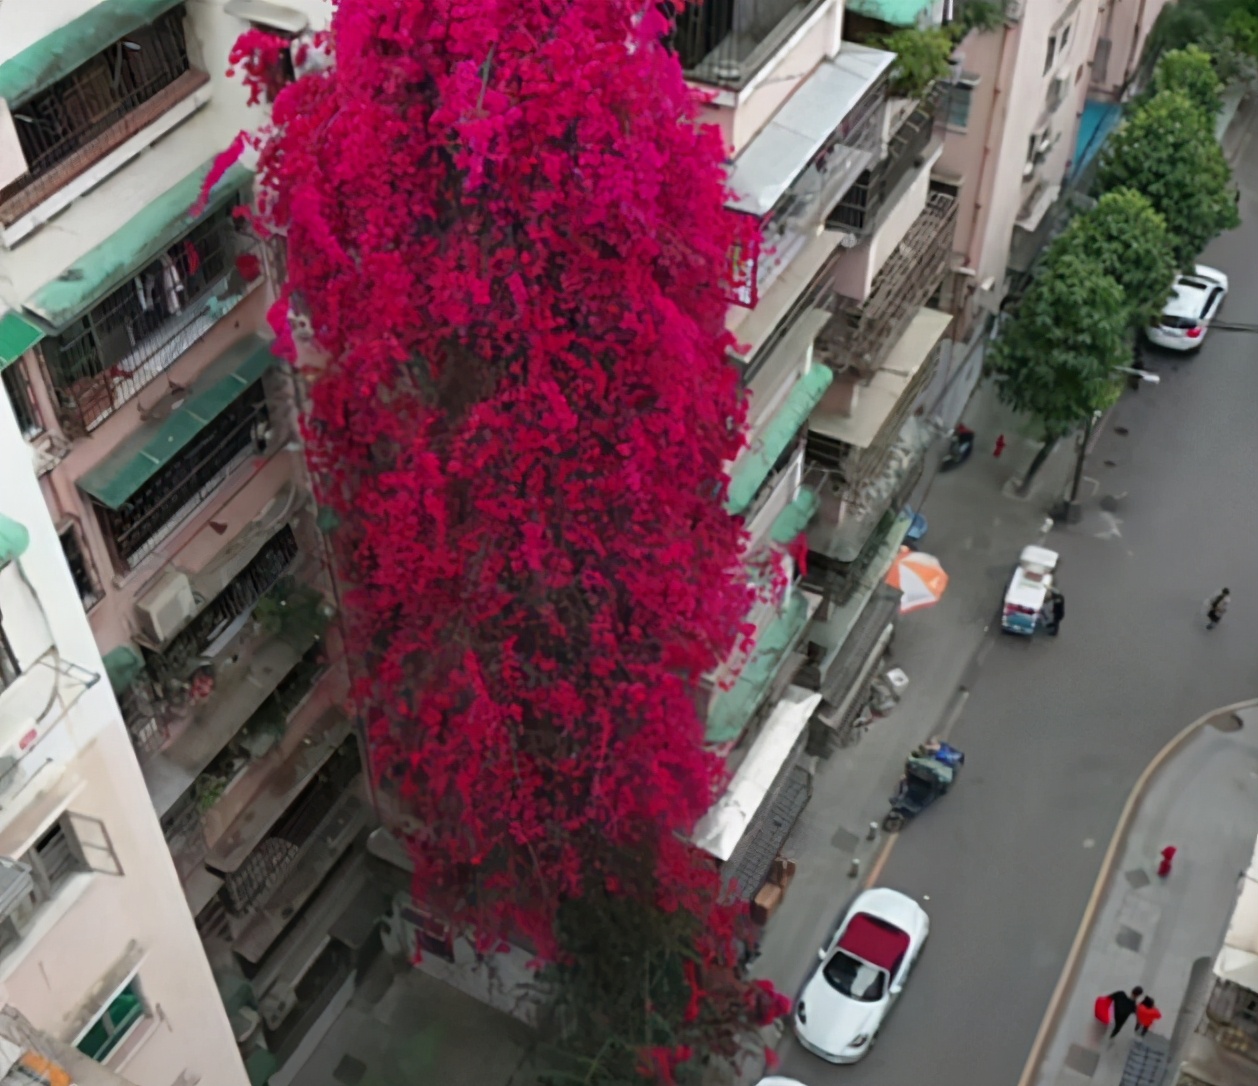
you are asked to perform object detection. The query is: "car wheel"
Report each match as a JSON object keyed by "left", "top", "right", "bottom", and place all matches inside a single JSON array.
[{"left": 883, "top": 811, "right": 906, "bottom": 832}]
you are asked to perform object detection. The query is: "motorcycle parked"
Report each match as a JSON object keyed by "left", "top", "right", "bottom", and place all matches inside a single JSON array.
[{"left": 940, "top": 424, "right": 975, "bottom": 471}]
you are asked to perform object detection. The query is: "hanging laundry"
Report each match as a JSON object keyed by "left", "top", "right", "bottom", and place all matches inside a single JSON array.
[
  {"left": 183, "top": 238, "right": 201, "bottom": 277},
  {"left": 159, "top": 254, "right": 186, "bottom": 315},
  {"left": 133, "top": 274, "right": 152, "bottom": 313}
]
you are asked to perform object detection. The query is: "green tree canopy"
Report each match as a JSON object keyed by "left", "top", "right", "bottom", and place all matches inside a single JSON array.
[
  {"left": 1046, "top": 189, "right": 1178, "bottom": 327},
  {"left": 1097, "top": 89, "right": 1239, "bottom": 267},
  {"left": 878, "top": 27, "right": 955, "bottom": 99},
  {"left": 1152, "top": 44, "right": 1224, "bottom": 117},
  {"left": 988, "top": 253, "right": 1129, "bottom": 444}
]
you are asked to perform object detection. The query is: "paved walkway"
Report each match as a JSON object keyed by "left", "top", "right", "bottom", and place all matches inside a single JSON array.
[{"left": 1029, "top": 703, "right": 1258, "bottom": 1086}]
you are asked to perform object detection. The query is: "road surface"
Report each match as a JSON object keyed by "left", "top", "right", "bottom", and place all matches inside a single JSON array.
[{"left": 775, "top": 108, "right": 1258, "bottom": 1086}]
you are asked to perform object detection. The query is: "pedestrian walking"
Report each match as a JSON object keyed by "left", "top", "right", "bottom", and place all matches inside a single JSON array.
[
  {"left": 1158, "top": 845, "right": 1177, "bottom": 878},
  {"left": 1046, "top": 590, "right": 1065, "bottom": 636},
  {"left": 1206, "top": 587, "right": 1230, "bottom": 629},
  {"left": 1107, "top": 986, "right": 1143, "bottom": 1037},
  {"left": 1135, "top": 996, "right": 1162, "bottom": 1036}
]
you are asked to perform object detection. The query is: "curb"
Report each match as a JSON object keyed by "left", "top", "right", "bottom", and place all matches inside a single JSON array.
[{"left": 1015, "top": 697, "right": 1258, "bottom": 1086}]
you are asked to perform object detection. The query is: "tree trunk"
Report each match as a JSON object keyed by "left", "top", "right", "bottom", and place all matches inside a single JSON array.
[{"left": 1015, "top": 435, "right": 1058, "bottom": 497}]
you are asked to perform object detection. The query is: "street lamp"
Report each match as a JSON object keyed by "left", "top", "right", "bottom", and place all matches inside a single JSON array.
[{"left": 1061, "top": 368, "right": 1160, "bottom": 522}]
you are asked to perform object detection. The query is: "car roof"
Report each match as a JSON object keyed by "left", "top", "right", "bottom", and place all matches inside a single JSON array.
[
  {"left": 1164, "top": 269, "right": 1225, "bottom": 318},
  {"left": 837, "top": 912, "right": 912, "bottom": 972}
]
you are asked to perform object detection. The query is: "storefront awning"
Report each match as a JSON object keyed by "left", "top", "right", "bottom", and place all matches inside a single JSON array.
[
  {"left": 25, "top": 158, "right": 252, "bottom": 330},
  {"left": 728, "top": 365, "right": 834, "bottom": 515},
  {"left": 78, "top": 335, "right": 277, "bottom": 510},
  {"left": 0, "top": 0, "right": 187, "bottom": 107},
  {"left": 694, "top": 685, "right": 822, "bottom": 861},
  {"left": 0, "top": 310, "right": 44, "bottom": 371}
]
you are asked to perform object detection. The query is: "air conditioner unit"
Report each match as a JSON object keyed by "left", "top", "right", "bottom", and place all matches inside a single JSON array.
[{"left": 135, "top": 571, "right": 197, "bottom": 645}]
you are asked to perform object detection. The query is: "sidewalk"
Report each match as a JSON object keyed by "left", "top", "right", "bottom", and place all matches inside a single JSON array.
[
  {"left": 749, "top": 373, "right": 1081, "bottom": 1018},
  {"left": 1028, "top": 702, "right": 1258, "bottom": 1086}
]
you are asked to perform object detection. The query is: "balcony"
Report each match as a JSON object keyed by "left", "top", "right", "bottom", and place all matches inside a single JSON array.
[
  {"left": 815, "top": 191, "right": 957, "bottom": 379},
  {"left": 141, "top": 570, "right": 333, "bottom": 818},
  {"left": 0, "top": 5, "right": 208, "bottom": 231},
  {"left": 39, "top": 199, "right": 261, "bottom": 436},
  {"left": 829, "top": 92, "right": 940, "bottom": 236},
  {"left": 0, "top": 1005, "right": 139, "bottom": 1086},
  {"left": 726, "top": 44, "right": 892, "bottom": 307},
  {"left": 670, "top": 0, "right": 832, "bottom": 90},
  {"left": 77, "top": 335, "right": 279, "bottom": 569}
]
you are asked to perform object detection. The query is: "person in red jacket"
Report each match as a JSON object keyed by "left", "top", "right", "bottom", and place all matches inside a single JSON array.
[{"left": 1135, "top": 996, "right": 1162, "bottom": 1036}]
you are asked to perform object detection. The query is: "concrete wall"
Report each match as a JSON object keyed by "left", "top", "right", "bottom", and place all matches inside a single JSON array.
[
  {"left": 0, "top": 397, "right": 247, "bottom": 1086},
  {"left": 1090, "top": 0, "right": 1172, "bottom": 101},
  {"left": 939, "top": 0, "right": 1101, "bottom": 314},
  {"left": 695, "top": 0, "right": 843, "bottom": 155},
  {"left": 832, "top": 152, "right": 935, "bottom": 303}
]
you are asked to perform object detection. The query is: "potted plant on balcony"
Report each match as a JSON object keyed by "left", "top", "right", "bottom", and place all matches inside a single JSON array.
[{"left": 253, "top": 576, "right": 332, "bottom": 649}]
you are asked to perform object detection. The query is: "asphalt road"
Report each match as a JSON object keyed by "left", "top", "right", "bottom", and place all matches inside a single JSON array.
[{"left": 776, "top": 114, "right": 1258, "bottom": 1085}]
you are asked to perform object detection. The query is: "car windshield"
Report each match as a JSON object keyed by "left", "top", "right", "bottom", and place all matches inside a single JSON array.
[{"left": 822, "top": 950, "right": 887, "bottom": 1002}]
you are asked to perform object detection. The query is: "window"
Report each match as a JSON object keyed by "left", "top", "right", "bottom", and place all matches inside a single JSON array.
[
  {"left": 944, "top": 76, "right": 978, "bottom": 130},
  {"left": 2, "top": 364, "right": 42, "bottom": 438},
  {"left": 92, "top": 377, "right": 271, "bottom": 569},
  {"left": 1, "top": 9, "right": 197, "bottom": 221},
  {"left": 1044, "top": 34, "right": 1057, "bottom": 74},
  {"left": 77, "top": 979, "right": 146, "bottom": 1062},
  {"left": 1027, "top": 134, "right": 1038, "bottom": 165},
  {"left": 1060, "top": 23, "right": 1071, "bottom": 50},
  {"left": 42, "top": 198, "right": 258, "bottom": 435},
  {"left": 0, "top": 813, "right": 121, "bottom": 957},
  {"left": 59, "top": 523, "right": 102, "bottom": 610}
]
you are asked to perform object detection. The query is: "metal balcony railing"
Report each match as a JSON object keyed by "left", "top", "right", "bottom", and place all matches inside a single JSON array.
[
  {"left": 668, "top": 0, "right": 830, "bottom": 90},
  {"left": 145, "top": 525, "right": 299, "bottom": 681},
  {"left": 42, "top": 204, "right": 260, "bottom": 436},
  {"left": 92, "top": 379, "right": 272, "bottom": 568},
  {"left": 816, "top": 192, "right": 958, "bottom": 378},
  {"left": 829, "top": 93, "right": 939, "bottom": 236},
  {"left": 0, "top": 9, "right": 202, "bottom": 225}
]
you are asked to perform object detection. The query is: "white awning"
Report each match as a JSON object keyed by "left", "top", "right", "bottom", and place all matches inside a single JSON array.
[
  {"left": 1215, "top": 834, "right": 1258, "bottom": 989},
  {"left": 692, "top": 685, "right": 822, "bottom": 861},
  {"left": 810, "top": 307, "right": 953, "bottom": 448},
  {"left": 224, "top": 0, "right": 309, "bottom": 33},
  {"left": 726, "top": 43, "right": 895, "bottom": 217}
]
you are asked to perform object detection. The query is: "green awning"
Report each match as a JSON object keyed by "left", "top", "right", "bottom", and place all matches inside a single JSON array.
[
  {"left": 102, "top": 645, "right": 146, "bottom": 693},
  {"left": 78, "top": 335, "right": 278, "bottom": 510},
  {"left": 727, "top": 365, "right": 834, "bottom": 515},
  {"left": 0, "top": 311, "right": 45, "bottom": 372},
  {"left": 0, "top": 513, "right": 30, "bottom": 567},
  {"left": 770, "top": 488, "right": 819, "bottom": 545},
  {"left": 0, "top": 0, "right": 187, "bottom": 107},
  {"left": 844, "top": 0, "right": 937, "bottom": 27},
  {"left": 26, "top": 159, "right": 253, "bottom": 331},
  {"left": 706, "top": 591, "right": 812, "bottom": 745}
]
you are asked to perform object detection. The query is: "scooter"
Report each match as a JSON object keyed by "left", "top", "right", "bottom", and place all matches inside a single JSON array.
[{"left": 940, "top": 424, "right": 975, "bottom": 471}]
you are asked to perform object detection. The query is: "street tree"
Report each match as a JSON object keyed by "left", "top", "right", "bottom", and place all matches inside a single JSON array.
[
  {"left": 218, "top": 0, "right": 788, "bottom": 1079},
  {"left": 1097, "top": 89, "right": 1239, "bottom": 267},
  {"left": 1047, "top": 189, "right": 1177, "bottom": 328},
  {"left": 989, "top": 253, "right": 1130, "bottom": 489},
  {"left": 1152, "top": 44, "right": 1224, "bottom": 117}
]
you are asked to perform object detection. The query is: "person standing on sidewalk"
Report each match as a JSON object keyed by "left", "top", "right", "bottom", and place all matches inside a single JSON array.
[
  {"left": 1135, "top": 996, "right": 1162, "bottom": 1036},
  {"left": 1107, "top": 986, "right": 1143, "bottom": 1037},
  {"left": 1206, "top": 588, "right": 1230, "bottom": 629},
  {"left": 1047, "top": 590, "right": 1065, "bottom": 636}
]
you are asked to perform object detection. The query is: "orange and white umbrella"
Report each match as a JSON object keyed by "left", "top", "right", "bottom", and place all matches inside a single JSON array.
[{"left": 886, "top": 546, "right": 949, "bottom": 613}]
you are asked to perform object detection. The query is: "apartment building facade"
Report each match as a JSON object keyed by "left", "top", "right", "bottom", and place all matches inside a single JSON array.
[
  {"left": 1089, "top": 0, "right": 1173, "bottom": 102},
  {"left": 0, "top": 2, "right": 379, "bottom": 1083},
  {"left": 1, "top": 385, "right": 235, "bottom": 1085}
]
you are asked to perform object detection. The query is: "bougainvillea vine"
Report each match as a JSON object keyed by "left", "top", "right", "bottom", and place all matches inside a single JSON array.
[{"left": 224, "top": 0, "right": 790, "bottom": 1077}]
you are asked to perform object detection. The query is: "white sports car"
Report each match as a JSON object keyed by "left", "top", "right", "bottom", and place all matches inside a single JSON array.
[{"left": 793, "top": 887, "right": 929, "bottom": 1063}]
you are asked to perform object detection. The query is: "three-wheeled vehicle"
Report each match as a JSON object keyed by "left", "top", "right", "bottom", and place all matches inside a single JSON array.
[
  {"left": 1001, "top": 545, "right": 1059, "bottom": 635},
  {"left": 883, "top": 741, "right": 964, "bottom": 832}
]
